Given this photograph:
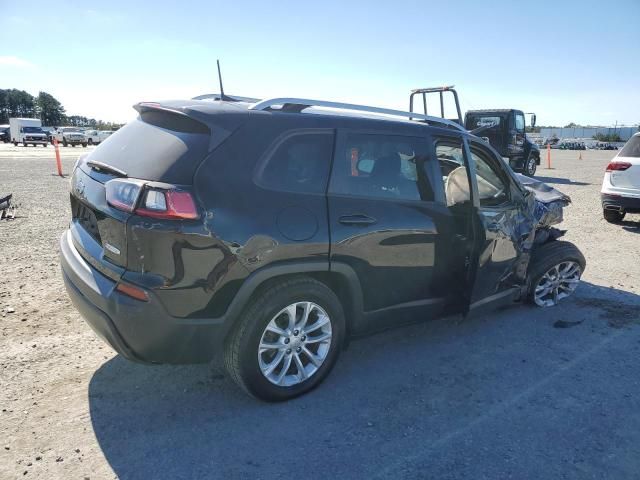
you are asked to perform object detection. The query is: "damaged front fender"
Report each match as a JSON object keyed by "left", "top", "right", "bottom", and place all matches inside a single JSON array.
[{"left": 466, "top": 174, "right": 572, "bottom": 313}]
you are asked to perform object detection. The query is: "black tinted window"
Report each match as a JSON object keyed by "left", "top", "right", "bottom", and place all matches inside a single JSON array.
[
  {"left": 258, "top": 131, "right": 334, "bottom": 194},
  {"left": 330, "top": 133, "right": 433, "bottom": 201}
]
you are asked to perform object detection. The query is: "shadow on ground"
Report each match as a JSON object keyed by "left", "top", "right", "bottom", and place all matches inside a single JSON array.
[
  {"left": 621, "top": 219, "right": 640, "bottom": 233},
  {"left": 534, "top": 175, "right": 590, "bottom": 186},
  {"left": 89, "top": 282, "right": 640, "bottom": 480}
]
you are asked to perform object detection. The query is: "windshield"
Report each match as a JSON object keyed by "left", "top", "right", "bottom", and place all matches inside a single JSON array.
[
  {"left": 619, "top": 136, "right": 640, "bottom": 158},
  {"left": 23, "top": 126, "right": 44, "bottom": 133},
  {"left": 467, "top": 115, "right": 503, "bottom": 129}
]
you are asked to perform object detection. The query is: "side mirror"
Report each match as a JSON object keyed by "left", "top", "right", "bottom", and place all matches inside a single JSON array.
[{"left": 531, "top": 114, "right": 536, "bottom": 128}]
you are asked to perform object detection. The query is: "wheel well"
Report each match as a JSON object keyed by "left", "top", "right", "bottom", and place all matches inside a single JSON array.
[{"left": 232, "top": 270, "right": 361, "bottom": 344}]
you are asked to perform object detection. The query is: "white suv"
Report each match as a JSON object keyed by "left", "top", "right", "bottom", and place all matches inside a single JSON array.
[{"left": 601, "top": 132, "right": 640, "bottom": 223}]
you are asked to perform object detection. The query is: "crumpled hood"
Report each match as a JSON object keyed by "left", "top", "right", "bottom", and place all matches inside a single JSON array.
[
  {"left": 515, "top": 173, "right": 570, "bottom": 228},
  {"left": 515, "top": 173, "right": 571, "bottom": 205}
]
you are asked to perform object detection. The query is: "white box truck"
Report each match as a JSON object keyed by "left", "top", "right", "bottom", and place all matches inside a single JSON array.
[{"left": 9, "top": 118, "right": 49, "bottom": 147}]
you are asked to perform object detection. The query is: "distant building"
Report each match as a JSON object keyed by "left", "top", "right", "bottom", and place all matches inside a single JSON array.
[{"left": 540, "top": 126, "right": 638, "bottom": 141}]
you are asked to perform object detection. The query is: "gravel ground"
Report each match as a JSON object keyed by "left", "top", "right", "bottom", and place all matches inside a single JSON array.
[{"left": 1, "top": 143, "right": 639, "bottom": 480}]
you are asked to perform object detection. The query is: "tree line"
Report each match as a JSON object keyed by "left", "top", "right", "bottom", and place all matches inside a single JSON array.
[{"left": 0, "top": 89, "right": 123, "bottom": 130}]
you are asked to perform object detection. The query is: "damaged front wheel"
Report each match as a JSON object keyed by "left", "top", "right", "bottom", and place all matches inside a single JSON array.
[{"left": 527, "top": 241, "right": 586, "bottom": 307}]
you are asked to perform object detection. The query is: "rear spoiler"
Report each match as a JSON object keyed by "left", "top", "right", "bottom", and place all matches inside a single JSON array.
[{"left": 132, "top": 101, "right": 246, "bottom": 151}]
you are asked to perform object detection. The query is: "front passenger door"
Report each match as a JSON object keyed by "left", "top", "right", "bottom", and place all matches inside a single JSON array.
[{"left": 465, "top": 140, "right": 529, "bottom": 311}]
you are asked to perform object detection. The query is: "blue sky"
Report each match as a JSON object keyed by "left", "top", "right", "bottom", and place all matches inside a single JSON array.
[{"left": 1, "top": 0, "right": 638, "bottom": 126}]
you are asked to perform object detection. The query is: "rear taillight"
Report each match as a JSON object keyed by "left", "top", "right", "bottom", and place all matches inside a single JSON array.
[
  {"left": 105, "top": 179, "right": 143, "bottom": 212},
  {"left": 106, "top": 179, "right": 199, "bottom": 220},
  {"left": 606, "top": 162, "right": 632, "bottom": 172},
  {"left": 136, "top": 189, "right": 199, "bottom": 220}
]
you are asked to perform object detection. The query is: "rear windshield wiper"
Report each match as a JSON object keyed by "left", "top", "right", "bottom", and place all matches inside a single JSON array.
[{"left": 86, "top": 160, "right": 127, "bottom": 178}]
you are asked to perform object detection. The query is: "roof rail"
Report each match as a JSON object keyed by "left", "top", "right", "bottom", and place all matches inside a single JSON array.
[{"left": 249, "top": 97, "right": 466, "bottom": 132}]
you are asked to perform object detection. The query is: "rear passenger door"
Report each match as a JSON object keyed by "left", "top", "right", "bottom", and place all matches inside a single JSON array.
[{"left": 327, "top": 129, "right": 456, "bottom": 331}]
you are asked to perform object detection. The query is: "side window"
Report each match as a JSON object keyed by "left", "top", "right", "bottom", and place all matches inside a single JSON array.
[
  {"left": 257, "top": 131, "right": 334, "bottom": 194},
  {"left": 470, "top": 146, "right": 510, "bottom": 207},
  {"left": 436, "top": 140, "right": 471, "bottom": 207},
  {"left": 515, "top": 113, "right": 525, "bottom": 132},
  {"left": 329, "top": 133, "right": 434, "bottom": 201}
]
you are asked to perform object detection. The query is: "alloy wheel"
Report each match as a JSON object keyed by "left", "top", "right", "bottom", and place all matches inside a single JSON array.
[
  {"left": 258, "top": 302, "right": 332, "bottom": 387},
  {"left": 533, "top": 261, "right": 581, "bottom": 307}
]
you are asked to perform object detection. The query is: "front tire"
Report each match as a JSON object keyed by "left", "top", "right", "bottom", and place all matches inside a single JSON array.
[
  {"left": 524, "top": 154, "right": 537, "bottom": 177},
  {"left": 603, "top": 209, "right": 625, "bottom": 223},
  {"left": 224, "top": 277, "right": 345, "bottom": 401},
  {"left": 527, "top": 241, "right": 585, "bottom": 307},
  {"left": 63, "top": 139, "right": 68, "bottom": 147}
]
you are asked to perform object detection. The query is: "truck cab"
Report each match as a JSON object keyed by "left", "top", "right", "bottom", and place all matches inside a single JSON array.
[
  {"left": 464, "top": 109, "right": 540, "bottom": 176},
  {"left": 409, "top": 87, "right": 540, "bottom": 176}
]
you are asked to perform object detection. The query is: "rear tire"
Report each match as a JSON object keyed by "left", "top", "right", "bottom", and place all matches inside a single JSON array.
[
  {"left": 224, "top": 277, "right": 345, "bottom": 401},
  {"left": 88, "top": 138, "right": 93, "bottom": 145},
  {"left": 527, "top": 241, "right": 586, "bottom": 307},
  {"left": 82, "top": 143, "right": 87, "bottom": 147},
  {"left": 603, "top": 209, "right": 625, "bottom": 223}
]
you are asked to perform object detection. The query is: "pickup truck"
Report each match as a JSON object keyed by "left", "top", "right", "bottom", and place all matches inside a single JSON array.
[
  {"left": 83, "top": 130, "right": 114, "bottom": 145},
  {"left": 53, "top": 127, "right": 87, "bottom": 147}
]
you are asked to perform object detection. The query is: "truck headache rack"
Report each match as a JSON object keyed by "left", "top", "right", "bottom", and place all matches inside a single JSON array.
[
  {"left": 409, "top": 86, "right": 463, "bottom": 124},
  {"left": 249, "top": 97, "right": 466, "bottom": 132}
]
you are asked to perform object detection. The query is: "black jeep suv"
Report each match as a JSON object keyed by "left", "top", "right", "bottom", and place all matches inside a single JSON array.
[{"left": 60, "top": 97, "right": 585, "bottom": 401}]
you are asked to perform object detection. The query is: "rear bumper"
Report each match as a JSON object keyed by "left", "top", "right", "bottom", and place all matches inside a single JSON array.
[
  {"left": 601, "top": 193, "right": 640, "bottom": 213},
  {"left": 59, "top": 230, "right": 233, "bottom": 364}
]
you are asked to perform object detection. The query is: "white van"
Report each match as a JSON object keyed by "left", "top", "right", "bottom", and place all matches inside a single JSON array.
[{"left": 9, "top": 118, "right": 49, "bottom": 147}]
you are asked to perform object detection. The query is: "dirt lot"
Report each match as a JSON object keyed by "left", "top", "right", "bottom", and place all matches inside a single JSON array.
[{"left": 1, "top": 144, "right": 639, "bottom": 479}]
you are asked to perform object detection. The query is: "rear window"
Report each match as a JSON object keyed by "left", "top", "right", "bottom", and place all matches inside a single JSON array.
[
  {"left": 619, "top": 136, "right": 640, "bottom": 158},
  {"left": 85, "top": 111, "right": 211, "bottom": 185},
  {"left": 256, "top": 130, "right": 334, "bottom": 194},
  {"left": 329, "top": 133, "right": 434, "bottom": 201}
]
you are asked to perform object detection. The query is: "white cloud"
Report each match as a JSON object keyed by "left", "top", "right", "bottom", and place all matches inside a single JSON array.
[{"left": 0, "top": 56, "right": 35, "bottom": 68}]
